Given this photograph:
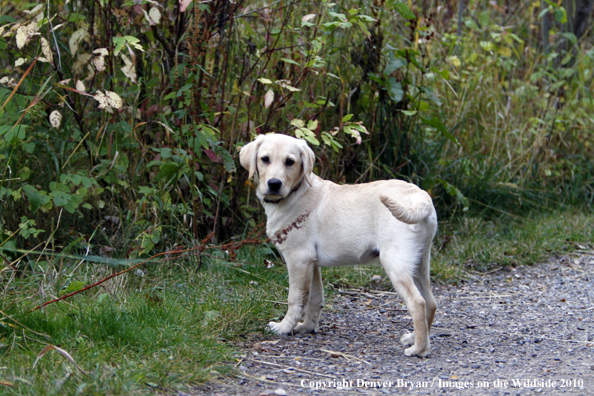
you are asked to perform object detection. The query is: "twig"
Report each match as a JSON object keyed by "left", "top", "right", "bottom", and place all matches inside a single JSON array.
[
  {"left": 319, "top": 348, "right": 370, "bottom": 365},
  {"left": 249, "top": 359, "right": 335, "bottom": 378},
  {"left": 31, "top": 210, "right": 311, "bottom": 311},
  {"left": 336, "top": 290, "right": 381, "bottom": 299},
  {"left": 31, "top": 247, "right": 190, "bottom": 311}
]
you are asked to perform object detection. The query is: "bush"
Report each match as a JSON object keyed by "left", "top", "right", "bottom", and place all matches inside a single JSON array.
[{"left": 1, "top": 0, "right": 593, "bottom": 262}]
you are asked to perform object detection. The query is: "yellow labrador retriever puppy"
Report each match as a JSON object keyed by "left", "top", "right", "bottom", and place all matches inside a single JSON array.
[{"left": 240, "top": 133, "right": 437, "bottom": 357}]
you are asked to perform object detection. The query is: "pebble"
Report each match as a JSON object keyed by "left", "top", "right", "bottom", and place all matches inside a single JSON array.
[{"left": 196, "top": 252, "right": 594, "bottom": 395}]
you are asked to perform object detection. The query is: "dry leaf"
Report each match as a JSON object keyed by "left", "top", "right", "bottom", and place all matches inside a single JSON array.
[
  {"left": 120, "top": 54, "right": 137, "bottom": 83},
  {"left": 73, "top": 53, "right": 91, "bottom": 74},
  {"left": 15, "top": 58, "right": 26, "bottom": 67},
  {"left": 75, "top": 80, "right": 86, "bottom": 92},
  {"left": 148, "top": 7, "right": 161, "bottom": 24},
  {"left": 15, "top": 25, "right": 31, "bottom": 49},
  {"left": 69, "top": 28, "right": 90, "bottom": 55},
  {"left": 15, "top": 19, "right": 41, "bottom": 49},
  {"left": 105, "top": 91, "right": 122, "bottom": 108},
  {"left": 180, "top": 0, "right": 193, "bottom": 13},
  {"left": 275, "top": 79, "right": 301, "bottom": 92},
  {"left": 264, "top": 89, "right": 274, "bottom": 109},
  {"left": 49, "top": 110, "right": 62, "bottom": 129},
  {"left": 40, "top": 37, "right": 53, "bottom": 64},
  {"left": 23, "top": 4, "right": 44, "bottom": 17},
  {"left": 0, "top": 77, "right": 17, "bottom": 87},
  {"left": 302, "top": 14, "right": 316, "bottom": 23},
  {"left": 92, "top": 48, "right": 108, "bottom": 72},
  {"left": 32, "top": 345, "right": 88, "bottom": 376},
  {"left": 94, "top": 90, "right": 123, "bottom": 113}
]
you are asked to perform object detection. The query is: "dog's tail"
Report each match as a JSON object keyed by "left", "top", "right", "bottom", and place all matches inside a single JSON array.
[{"left": 380, "top": 194, "right": 434, "bottom": 225}]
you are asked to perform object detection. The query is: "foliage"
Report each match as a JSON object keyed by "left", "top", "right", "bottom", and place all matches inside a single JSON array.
[
  {"left": 1, "top": 0, "right": 594, "bottom": 390},
  {"left": 1, "top": 0, "right": 593, "bottom": 258},
  {"left": 0, "top": 211, "right": 593, "bottom": 394}
]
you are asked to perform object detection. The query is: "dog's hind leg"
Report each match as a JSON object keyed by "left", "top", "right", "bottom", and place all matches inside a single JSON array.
[
  {"left": 268, "top": 259, "right": 315, "bottom": 336},
  {"left": 294, "top": 264, "right": 324, "bottom": 334},
  {"left": 416, "top": 245, "right": 436, "bottom": 330},
  {"left": 380, "top": 249, "right": 431, "bottom": 357},
  {"left": 400, "top": 244, "right": 436, "bottom": 351}
]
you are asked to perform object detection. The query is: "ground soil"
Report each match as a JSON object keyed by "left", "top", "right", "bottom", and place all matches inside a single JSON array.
[{"left": 189, "top": 250, "right": 594, "bottom": 396}]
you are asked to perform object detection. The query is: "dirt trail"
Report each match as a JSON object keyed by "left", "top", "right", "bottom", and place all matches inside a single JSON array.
[{"left": 191, "top": 251, "right": 594, "bottom": 395}]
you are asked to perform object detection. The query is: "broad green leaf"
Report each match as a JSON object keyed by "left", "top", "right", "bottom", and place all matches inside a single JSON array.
[
  {"left": 281, "top": 58, "right": 300, "bottom": 66},
  {"left": 392, "top": 1, "right": 415, "bottom": 19},
  {"left": 386, "top": 77, "right": 403, "bottom": 102},
  {"left": 52, "top": 191, "right": 71, "bottom": 207},
  {"left": 384, "top": 58, "right": 405, "bottom": 75},
  {"left": 60, "top": 281, "right": 86, "bottom": 296},
  {"left": 422, "top": 116, "right": 458, "bottom": 145},
  {"left": 23, "top": 185, "right": 41, "bottom": 214}
]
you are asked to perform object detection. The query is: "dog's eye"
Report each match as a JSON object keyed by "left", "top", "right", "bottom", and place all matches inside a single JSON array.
[
  {"left": 261, "top": 156, "right": 270, "bottom": 164},
  {"left": 285, "top": 158, "right": 295, "bottom": 166}
]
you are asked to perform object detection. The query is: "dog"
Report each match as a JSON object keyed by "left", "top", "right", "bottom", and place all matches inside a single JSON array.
[{"left": 239, "top": 133, "right": 437, "bottom": 357}]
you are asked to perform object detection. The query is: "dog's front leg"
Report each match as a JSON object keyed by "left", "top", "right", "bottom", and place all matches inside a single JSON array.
[
  {"left": 268, "top": 259, "right": 315, "bottom": 336},
  {"left": 294, "top": 264, "right": 324, "bottom": 334}
]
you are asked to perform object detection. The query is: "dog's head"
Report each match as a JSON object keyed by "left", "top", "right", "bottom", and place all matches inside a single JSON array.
[{"left": 240, "top": 134, "right": 315, "bottom": 202}]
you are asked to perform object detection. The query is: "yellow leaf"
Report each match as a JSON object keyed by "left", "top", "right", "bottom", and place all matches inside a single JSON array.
[
  {"left": 76, "top": 80, "right": 86, "bottom": 92},
  {"left": 15, "top": 26, "right": 30, "bottom": 49},
  {"left": 69, "top": 28, "right": 90, "bottom": 55},
  {"left": 148, "top": 7, "right": 161, "bottom": 24},
  {"left": 40, "top": 37, "right": 53, "bottom": 64},
  {"left": 94, "top": 90, "right": 123, "bottom": 113},
  {"left": 302, "top": 14, "right": 316, "bottom": 23},
  {"left": 92, "top": 48, "right": 108, "bottom": 72},
  {"left": 447, "top": 55, "right": 461, "bottom": 68},
  {"left": 499, "top": 47, "right": 512, "bottom": 57},
  {"left": 120, "top": 54, "right": 137, "bottom": 83},
  {"left": 49, "top": 110, "right": 62, "bottom": 129},
  {"left": 264, "top": 89, "right": 274, "bottom": 108}
]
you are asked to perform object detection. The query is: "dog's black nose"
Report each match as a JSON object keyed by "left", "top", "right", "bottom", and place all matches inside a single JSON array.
[{"left": 268, "top": 178, "right": 282, "bottom": 192}]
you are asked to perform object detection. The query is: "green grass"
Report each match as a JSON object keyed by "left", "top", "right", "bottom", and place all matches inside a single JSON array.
[{"left": 1, "top": 210, "right": 593, "bottom": 394}]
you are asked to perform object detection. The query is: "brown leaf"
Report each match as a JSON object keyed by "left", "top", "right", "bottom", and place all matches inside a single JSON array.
[
  {"left": 33, "top": 345, "right": 88, "bottom": 376},
  {"left": 180, "top": 0, "right": 193, "bottom": 13}
]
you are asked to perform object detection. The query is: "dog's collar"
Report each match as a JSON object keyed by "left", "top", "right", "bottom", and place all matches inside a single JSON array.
[{"left": 263, "top": 178, "right": 304, "bottom": 204}]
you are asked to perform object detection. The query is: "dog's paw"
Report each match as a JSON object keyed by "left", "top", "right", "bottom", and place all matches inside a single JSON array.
[
  {"left": 294, "top": 321, "right": 317, "bottom": 334},
  {"left": 404, "top": 344, "right": 431, "bottom": 358},
  {"left": 400, "top": 332, "right": 415, "bottom": 347},
  {"left": 266, "top": 321, "right": 293, "bottom": 336}
]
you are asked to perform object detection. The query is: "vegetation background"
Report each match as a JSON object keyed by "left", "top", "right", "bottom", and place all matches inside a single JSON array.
[{"left": 0, "top": 0, "right": 593, "bottom": 394}]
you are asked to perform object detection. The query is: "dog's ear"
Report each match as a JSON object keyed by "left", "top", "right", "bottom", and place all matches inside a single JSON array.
[
  {"left": 239, "top": 134, "right": 265, "bottom": 179},
  {"left": 299, "top": 139, "right": 315, "bottom": 186}
]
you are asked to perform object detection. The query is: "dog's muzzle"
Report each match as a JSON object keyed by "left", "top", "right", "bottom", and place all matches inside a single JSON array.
[
  {"left": 263, "top": 178, "right": 304, "bottom": 204},
  {"left": 267, "top": 178, "right": 282, "bottom": 193}
]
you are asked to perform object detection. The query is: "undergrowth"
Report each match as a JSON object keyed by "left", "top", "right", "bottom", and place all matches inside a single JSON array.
[
  {"left": 1, "top": 0, "right": 594, "bottom": 393},
  {"left": 2, "top": 210, "right": 593, "bottom": 394}
]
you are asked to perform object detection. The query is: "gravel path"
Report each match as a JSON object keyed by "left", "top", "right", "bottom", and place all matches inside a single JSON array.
[{"left": 192, "top": 250, "right": 594, "bottom": 395}]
